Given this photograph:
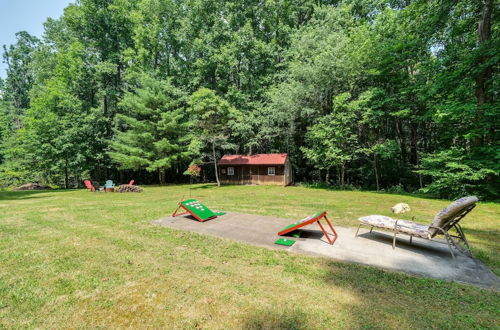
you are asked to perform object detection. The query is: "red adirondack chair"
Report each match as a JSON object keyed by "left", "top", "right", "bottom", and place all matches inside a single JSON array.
[
  {"left": 84, "top": 180, "right": 95, "bottom": 192},
  {"left": 129, "top": 180, "right": 134, "bottom": 185}
]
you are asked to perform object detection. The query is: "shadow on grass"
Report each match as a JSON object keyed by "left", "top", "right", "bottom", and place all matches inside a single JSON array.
[
  {"left": 296, "top": 182, "right": 448, "bottom": 201},
  {"left": 188, "top": 183, "right": 264, "bottom": 190},
  {"left": 0, "top": 189, "right": 77, "bottom": 201},
  {"left": 319, "top": 260, "right": 499, "bottom": 328},
  {"left": 242, "top": 308, "right": 308, "bottom": 330},
  {"left": 237, "top": 257, "right": 499, "bottom": 328},
  {"left": 188, "top": 184, "right": 218, "bottom": 190},
  {"left": 0, "top": 190, "right": 52, "bottom": 201}
]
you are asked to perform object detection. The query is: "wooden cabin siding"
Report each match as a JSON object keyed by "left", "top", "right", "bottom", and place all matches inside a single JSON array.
[
  {"left": 219, "top": 165, "right": 288, "bottom": 185},
  {"left": 218, "top": 153, "right": 292, "bottom": 186}
]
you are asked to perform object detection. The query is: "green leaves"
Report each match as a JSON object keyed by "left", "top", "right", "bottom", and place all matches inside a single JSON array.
[
  {"left": 0, "top": 0, "right": 497, "bottom": 197},
  {"left": 109, "top": 74, "right": 194, "bottom": 182},
  {"left": 188, "top": 88, "right": 239, "bottom": 139},
  {"left": 417, "top": 148, "right": 499, "bottom": 199}
]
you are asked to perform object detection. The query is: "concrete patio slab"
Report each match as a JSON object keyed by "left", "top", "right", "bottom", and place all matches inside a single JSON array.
[{"left": 152, "top": 212, "right": 499, "bottom": 290}]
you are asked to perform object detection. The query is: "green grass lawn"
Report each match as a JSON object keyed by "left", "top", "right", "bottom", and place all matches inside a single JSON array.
[{"left": 0, "top": 184, "right": 498, "bottom": 328}]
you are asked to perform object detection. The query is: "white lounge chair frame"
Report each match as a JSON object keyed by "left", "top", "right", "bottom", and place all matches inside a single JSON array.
[{"left": 355, "top": 197, "right": 477, "bottom": 259}]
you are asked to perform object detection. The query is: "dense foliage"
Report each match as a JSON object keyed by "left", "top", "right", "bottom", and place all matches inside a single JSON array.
[{"left": 0, "top": 0, "right": 498, "bottom": 199}]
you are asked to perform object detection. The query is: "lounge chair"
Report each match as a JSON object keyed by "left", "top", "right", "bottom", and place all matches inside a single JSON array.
[
  {"left": 355, "top": 196, "right": 478, "bottom": 259},
  {"left": 83, "top": 180, "right": 95, "bottom": 192}
]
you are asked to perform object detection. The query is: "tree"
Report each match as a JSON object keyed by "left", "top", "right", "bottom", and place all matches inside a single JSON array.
[
  {"left": 475, "top": 0, "right": 494, "bottom": 106},
  {"left": 302, "top": 93, "right": 360, "bottom": 187},
  {"left": 4, "top": 40, "right": 107, "bottom": 188},
  {"left": 188, "top": 88, "right": 240, "bottom": 187},
  {"left": 0, "top": 0, "right": 498, "bottom": 198},
  {"left": 110, "top": 74, "right": 196, "bottom": 184},
  {"left": 2, "top": 31, "right": 40, "bottom": 128},
  {"left": 416, "top": 148, "right": 497, "bottom": 199}
]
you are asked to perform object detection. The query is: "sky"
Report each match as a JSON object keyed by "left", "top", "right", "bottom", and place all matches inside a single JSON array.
[{"left": 0, "top": 0, "right": 73, "bottom": 79}]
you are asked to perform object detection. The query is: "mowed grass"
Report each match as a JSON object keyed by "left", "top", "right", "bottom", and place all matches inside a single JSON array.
[{"left": 0, "top": 184, "right": 498, "bottom": 329}]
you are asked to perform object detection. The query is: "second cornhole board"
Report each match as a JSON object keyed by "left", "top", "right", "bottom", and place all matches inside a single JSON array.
[
  {"left": 172, "top": 199, "right": 225, "bottom": 222},
  {"left": 278, "top": 211, "right": 338, "bottom": 245},
  {"left": 274, "top": 238, "right": 296, "bottom": 246}
]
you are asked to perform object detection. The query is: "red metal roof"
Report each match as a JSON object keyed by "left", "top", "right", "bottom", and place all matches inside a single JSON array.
[{"left": 219, "top": 153, "right": 288, "bottom": 165}]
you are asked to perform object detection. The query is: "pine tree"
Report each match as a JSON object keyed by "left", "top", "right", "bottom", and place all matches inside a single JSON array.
[{"left": 110, "top": 74, "right": 197, "bottom": 184}]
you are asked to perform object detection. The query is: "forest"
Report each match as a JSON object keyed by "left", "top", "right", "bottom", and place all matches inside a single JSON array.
[{"left": 0, "top": 0, "right": 498, "bottom": 199}]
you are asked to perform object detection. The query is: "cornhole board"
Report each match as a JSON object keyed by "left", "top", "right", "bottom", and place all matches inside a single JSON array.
[
  {"left": 274, "top": 238, "right": 296, "bottom": 247},
  {"left": 172, "top": 199, "right": 225, "bottom": 222},
  {"left": 278, "top": 211, "right": 338, "bottom": 245}
]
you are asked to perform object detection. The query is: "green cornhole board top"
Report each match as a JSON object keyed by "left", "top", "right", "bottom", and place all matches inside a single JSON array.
[
  {"left": 275, "top": 238, "right": 296, "bottom": 246},
  {"left": 279, "top": 212, "right": 323, "bottom": 234},
  {"left": 181, "top": 199, "right": 224, "bottom": 221}
]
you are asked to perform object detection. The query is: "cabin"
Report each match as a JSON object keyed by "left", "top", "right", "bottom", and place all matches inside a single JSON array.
[{"left": 218, "top": 153, "right": 292, "bottom": 186}]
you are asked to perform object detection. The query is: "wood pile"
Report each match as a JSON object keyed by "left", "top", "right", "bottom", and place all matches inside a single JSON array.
[{"left": 116, "top": 184, "right": 143, "bottom": 193}]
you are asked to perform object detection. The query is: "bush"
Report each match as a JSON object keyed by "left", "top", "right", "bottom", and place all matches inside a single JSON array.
[{"left": 416, "top": 148, "right": 499, "bottom": 199}]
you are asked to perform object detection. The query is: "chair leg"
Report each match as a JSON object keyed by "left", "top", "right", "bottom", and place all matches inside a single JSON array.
[
  {"left": 393, "top": 232, "right": 397, "bottom": 249},
  {"left": 355, "top": 224, "right": 362, "bottom": 237},
  {"left": 369, "top": 226, "right": 373, "bottom": 233},
  {"left": 444, "top": 234, "right": 456, "bottom": 260},
  {"left": 410, "top": 235, "right": 413, "bottom": 244},
  {"left": 454, "top": 224, "right": 472, "bottom": 255}
]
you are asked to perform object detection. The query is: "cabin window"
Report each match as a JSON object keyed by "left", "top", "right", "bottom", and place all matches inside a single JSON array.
[
  {"left": 227, "top": 167, "right": 234, "bottom": 175},
  {"left": 221, "top": 168, "right": 226, "bottom": 174},
  {"left": 267, "top": 167, "right": 275, "bottom": 176}
]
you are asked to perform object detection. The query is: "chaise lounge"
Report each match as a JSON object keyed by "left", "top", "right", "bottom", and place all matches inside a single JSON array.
[{"left": 355, "top": 196, "right": 478, "bottom": 259}]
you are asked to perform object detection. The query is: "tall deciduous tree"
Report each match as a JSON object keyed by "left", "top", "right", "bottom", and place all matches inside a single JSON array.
[
  {"left": 2, "top": 31, "right": 40, "bottom": 128},
  {"left": 188, "top": 88, "right": 240, "bottom": 187},
  {"left": 13, "top": 41, "right": 106, "bottom": 187},
  {"left": 302, "top": 93, "right": 361, "bottom": 187}
]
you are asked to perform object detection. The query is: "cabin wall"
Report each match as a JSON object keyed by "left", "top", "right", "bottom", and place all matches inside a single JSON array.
[{"left": 219, "top": 165, "right": 286, "bottom": 185}]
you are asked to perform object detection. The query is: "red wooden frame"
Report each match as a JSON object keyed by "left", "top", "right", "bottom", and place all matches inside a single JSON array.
[
  {"left": 171, "top": 203, "right": 217, "bottom": 222},
  {"left": 278, "top": 211, "right": 338, "bottom": 245}
]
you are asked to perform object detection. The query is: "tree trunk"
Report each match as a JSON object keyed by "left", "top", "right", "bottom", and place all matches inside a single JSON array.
[
  {"left": 64, "top": 166, "right": 69, "bottom": 189},
  {"left": 340, "top": 163, "right": 345, "bottom": 189},
  {"left": 64, "top": 158, "right": 69, "bottom": 189},
  {"left": 475, "top": 0, "right": 493, "bottom": 106},
  {"left": 212, "top": 140, "right": 220, "bottom": 187},
  {"left": 158, "top": 168, "right": 166, "bottom": 185},
  {"left": 417, "top": 151, "right": 423, "bottom": 189},
  {"left": 337, "top": 166, "right": 341, "bottom": 186},
  {"left": 373, "top": 153, "right": 379, "bottom": 191}
]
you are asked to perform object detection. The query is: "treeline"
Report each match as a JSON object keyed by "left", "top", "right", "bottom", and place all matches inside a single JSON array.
[{"left": 0, "top": 0, "right": 498, "bottom": 199}]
